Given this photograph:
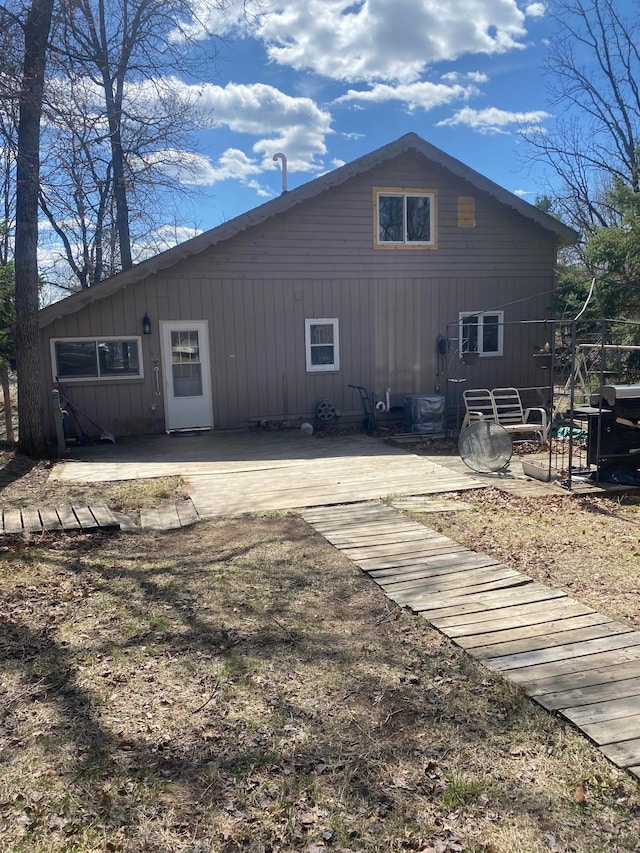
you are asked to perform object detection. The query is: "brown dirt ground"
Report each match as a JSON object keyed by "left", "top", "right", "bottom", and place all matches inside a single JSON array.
[
  {"left": 0, "top": 448, "right": 189, "bottom": 514},
  {"left": 1, "top": 448, "right": 640, "bottom": 852}
]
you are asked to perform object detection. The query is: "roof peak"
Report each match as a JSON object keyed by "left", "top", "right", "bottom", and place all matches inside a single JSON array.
[{"left": 39, "top": 132, "right": 577, "bottom": 328}]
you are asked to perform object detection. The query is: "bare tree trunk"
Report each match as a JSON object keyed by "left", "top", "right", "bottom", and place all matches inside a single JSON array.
[
  {"left": 105, "top": 91, "right": 133, "bottom": 270},
  {"left": 14, "top": 0, "right": 53, "bottom": 458},
  {"left": 95, "top": 0, "right": 132, "bottom": 271},
  {"left": 1, "top": 366, "right": 15, "bottom": 445}
]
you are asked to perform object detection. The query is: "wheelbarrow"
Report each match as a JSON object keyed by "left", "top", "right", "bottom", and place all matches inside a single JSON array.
[{"left": 348, "top": 384, "right": 377, "bottom": 434}]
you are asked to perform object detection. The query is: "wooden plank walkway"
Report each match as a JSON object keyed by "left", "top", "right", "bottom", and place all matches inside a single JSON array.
[
  {"left": 140, "top": 500, "right": 200, "bottom": 531},
  {"left": 0, "top": 504, "right": 120, "bottom": 534},
  {"left": 187, "top": 455, "right": 482, "bottom": 517},
  {"left": 48, "top": 433, "right": 484, "bottom": 517},
  {"left": 300, "top": 501, "right": 640, "bottom": 780},
  {"left": 0, "top": 501, "right": 200, "bottom": 534}
]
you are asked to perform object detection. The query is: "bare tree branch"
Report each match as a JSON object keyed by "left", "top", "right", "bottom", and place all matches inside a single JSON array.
[{"left": 524, "top": 0, "right": 640, "bottom": 232}]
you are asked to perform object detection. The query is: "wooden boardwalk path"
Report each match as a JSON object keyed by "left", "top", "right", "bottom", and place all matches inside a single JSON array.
[
  {"left": 300, "top": 501, "right": 640, "bottom": 780},
  {"left": 49, "top": 433, "right": 484, "bottom": 518},
  {"left": 0, "top": 500, "right": 200, "bottom": 534},
  {"left": 186, "top": 449, "right": 483, "bottom": 517},
  {"left": 0, "top": 503, "right": 121, "bottom": 534}
]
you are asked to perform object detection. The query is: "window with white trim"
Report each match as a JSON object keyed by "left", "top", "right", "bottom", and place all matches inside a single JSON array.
[
  {"left": 305, "top": 319, "right": 339, "bottom": 372},
  {"left": 375, "top": 188, "right": 436, "bottom": 247},
  {"left": 459, "top": 311, "right": 504, "bottom": 357},
  {"left": 51, "top": 337, "right": 143, "bottom": 381}
]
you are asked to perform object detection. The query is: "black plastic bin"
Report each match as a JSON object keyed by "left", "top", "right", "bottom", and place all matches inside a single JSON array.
[{"left": 404, "top": 394, "right": 445, "bottom": 434}]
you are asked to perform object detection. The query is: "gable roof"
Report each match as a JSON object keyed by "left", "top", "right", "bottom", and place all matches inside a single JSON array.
[{"left": 39, "top": 132, "right": 578, "bottom": 328}]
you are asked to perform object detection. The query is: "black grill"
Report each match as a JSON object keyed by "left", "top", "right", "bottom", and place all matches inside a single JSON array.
[{"left": 582, "top": 384, "right": 640, "bottom": 471}]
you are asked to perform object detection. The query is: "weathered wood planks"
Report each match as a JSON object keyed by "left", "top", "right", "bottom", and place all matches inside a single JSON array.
[
  {"left": 55, "top": 506, "right": 82, "bottom": 530},
  {"left": 300, "top": 499, "right": 640, "bottom": 780},
  {"left": 139, "top": 500, "right": 200, "bottom": 531},
  {"left": 0, "top": 501, "right": 197, "bottom": 535},
  {"left": 176, "top": 499, "right": 201, "bottom": 527},
  {"left": 453, "top": 611, "right": 611, "bottom": 649},
  {"left": 49, "top": 433, "right": 488, "bottom": 519},
  {"left": 536, "top": 673, "right": 640, "bottom": 712},
  {"left": 431, "top": 598, "right": 596, "bottom": 634},
  {"left": 2, "top": 508, "right": 24, "bottom": 534},
  {"left": 38, "top": 506, "right": 63, "bottom": 531},
  {"left": 20, "top": 506, "right": 43, "bottom": 532},
  {"left": 183, "top": 442, "right": 484, "bottom": 517},
  {"left": 389, "top": 496, "right": 475, "bottom": 513},
  {"left": 1, "top": 503, "right": 120, "bottom": 534}
]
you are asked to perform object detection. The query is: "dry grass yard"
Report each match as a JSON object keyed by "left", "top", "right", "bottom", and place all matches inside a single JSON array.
[
  {"left": 425, "top": 488, "right": 640, "bottom": 630},
  {"left": 1, "top": 452, "right": 640, "bottom": 852}
]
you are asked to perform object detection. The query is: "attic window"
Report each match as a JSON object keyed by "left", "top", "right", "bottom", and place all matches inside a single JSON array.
[
  {"left": 51, "top": 337, "right": 143, "bottom": 381},
  {"left": 374, "top": 188, "right": 437, "bottom": 248},
  {"left": 458, "top": 196, "right": 475, "bottom": 227}
]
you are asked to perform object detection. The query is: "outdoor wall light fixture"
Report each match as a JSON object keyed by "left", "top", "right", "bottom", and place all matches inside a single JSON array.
[{"left": 142, "top": 313, "right": 152, "bottom": 335}]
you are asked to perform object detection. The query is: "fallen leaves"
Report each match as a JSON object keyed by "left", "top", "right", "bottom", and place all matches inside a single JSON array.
[
  {"left": 574, "top": 779, "right": 587, "bottom": 805},
  {"left": 1, "top": 514, "right": 640, "bottom": 852},
  {"left": 428, "top": 489, "right": 640, "bottom": 629}
]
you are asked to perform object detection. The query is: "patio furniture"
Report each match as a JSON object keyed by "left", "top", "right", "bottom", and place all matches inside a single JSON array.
[
  {"left": 461, "top": 388, "right": 495, "bottom": 431},
  {"left": 461, "top": 387, "right": 548, "bottom": 444},
  {"left": 491, "top": 387, "right": 548, "bottom": 443}
]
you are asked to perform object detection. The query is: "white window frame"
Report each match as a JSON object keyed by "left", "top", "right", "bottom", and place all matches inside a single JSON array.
[
  {"left": 51, "top": 336, "right": 144, "bottom": 382},
  {"left": 374, "top": 187, "right": 437, "bottom": 248},
  {"left": 305, "top": 318, "right": 340, "bottom": 373},
  {"left": 458, "top": 311, "right": 504, "bottom": 357}
]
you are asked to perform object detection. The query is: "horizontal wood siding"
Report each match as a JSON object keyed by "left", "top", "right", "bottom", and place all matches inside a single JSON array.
[
  {"left": 177, "top": 152, "right": 556, "bottom": 281},
  {"left": 40, "top": 150, "right": 559, "bottom": 436}
]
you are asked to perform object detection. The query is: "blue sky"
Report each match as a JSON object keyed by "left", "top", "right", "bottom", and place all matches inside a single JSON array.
[{"left": 163, "top": 0, "right": 559, "bottom": 236}]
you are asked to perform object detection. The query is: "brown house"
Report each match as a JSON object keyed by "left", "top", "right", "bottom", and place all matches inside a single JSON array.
[{"left": 37, "top": 132, "right": 577, "bottom": 439}]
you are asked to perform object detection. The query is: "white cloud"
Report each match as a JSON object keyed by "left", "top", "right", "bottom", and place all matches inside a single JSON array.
[
  {"left": 260, "top": 0, "right": 527, "bottom": 83},
  {"left": 183, "top": 0, "right": 529, "bottom": 84},
  {"left": 46, "top": 73, "right": 333, "bottom": 183},
  {"left": 169, "top": 80, "right": 333, "bottom": 173},
  {"left": 203, "top": 148, "right": 268, "bottom": 183},
  {"left": 147, "top": 147, "right": 274, "bottom": 193},
  {"left": 169, "top": 0, "right": 263, "bottom": 41},
  {"left": 513, "top": 188, "right": 533, "bottom": 197},
  {"left": 122, "top": 79, "right": 334, "bottom": 189},
  {"left": 336, "top": 80, "right": 478, "bottom": 112},
  {"left": 245, "top": 179, "right": 274, "bottom": 198},
  {"left": 525, "top": 3, "right": 547, "bottom": 18},
  {"left": 441, "top": 70, "right": 489, "bottom": 84},
  {"left": 437, "top": 106, "right": 551, "bottom": 134},
  {"left": 141, "top": 149, "right": 250, "bottom": 186}
]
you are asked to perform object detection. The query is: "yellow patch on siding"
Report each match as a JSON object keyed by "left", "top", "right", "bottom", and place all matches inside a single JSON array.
[{"left": 458, "top": 196, "right": 476, "bottom": 227}]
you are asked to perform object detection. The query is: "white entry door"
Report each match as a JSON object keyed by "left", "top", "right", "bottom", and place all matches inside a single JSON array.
[{"left": 161, "top": 321, "right": 213, "bottom": 431}]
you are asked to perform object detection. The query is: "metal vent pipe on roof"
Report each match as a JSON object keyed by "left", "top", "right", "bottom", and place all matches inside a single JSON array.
[{"left": 273, "top": 152, "right": 288, "bottom": 193}]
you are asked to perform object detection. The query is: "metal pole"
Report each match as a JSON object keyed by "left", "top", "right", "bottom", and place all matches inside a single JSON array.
[
  {"left": 593, "top": 319, "right": 608, "bottom": 484},
  {"left": 548, "top": 320, "right": 556, "bottom": 476},
  {"left": 51, "top": 388, "right": 67, "bottom": 457},
  {"left": 567, "top": 320, "right": 576, "bottom": 490}
]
